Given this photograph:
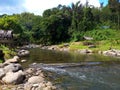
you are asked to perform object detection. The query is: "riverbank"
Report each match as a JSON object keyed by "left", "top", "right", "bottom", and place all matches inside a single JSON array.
[
  {"left": 41, "top": 40, "right": 120, "bottom": 58},
  {"left": 0, "top": 56, "right": 57, "bottom": 90}
]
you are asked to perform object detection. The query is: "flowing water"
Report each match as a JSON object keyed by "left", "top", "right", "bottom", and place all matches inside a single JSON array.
[{"left": 23, "top": 48, "right": 120, "bottom": 90}]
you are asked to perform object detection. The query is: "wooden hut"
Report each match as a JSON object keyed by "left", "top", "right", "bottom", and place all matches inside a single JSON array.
[{"left": 0, "top": 30, "right": 13, "bottom": 46}]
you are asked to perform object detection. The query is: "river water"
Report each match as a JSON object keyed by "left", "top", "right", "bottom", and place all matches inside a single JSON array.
[{"left": 23, "top": 48, "right": 120, "bottom": 90}]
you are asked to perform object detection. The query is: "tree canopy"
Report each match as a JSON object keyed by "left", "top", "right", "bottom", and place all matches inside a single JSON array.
[{"left": 0, "top": 0, "right": 119, "bottom": 45}]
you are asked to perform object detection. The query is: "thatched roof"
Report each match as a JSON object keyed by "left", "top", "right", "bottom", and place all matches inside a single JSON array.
[{"left": 0, "top": 30, "right": 13, "bottom": 39}]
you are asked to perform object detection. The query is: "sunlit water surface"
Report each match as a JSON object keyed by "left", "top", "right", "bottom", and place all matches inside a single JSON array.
[{"left": 22, "top": 48, "right": 120, "bottom": 90}]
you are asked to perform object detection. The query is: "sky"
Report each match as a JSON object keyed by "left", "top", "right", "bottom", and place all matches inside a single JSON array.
[{"left": 0, "top": 0, "right": 108, "bottom": 15}]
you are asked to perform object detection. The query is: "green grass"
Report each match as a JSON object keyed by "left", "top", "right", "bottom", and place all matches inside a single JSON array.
[
  {"left": 68, "top": 29, "right": 120, "bottom": 52},
  {"left": 68, "top": 40, "right": 120, "bottom": 53},
  {"left": 84, "top": 29, "right": 120, "bottom": 41},
  {"left": 69, "top": 42, "right": 88, "bottom": 51}
]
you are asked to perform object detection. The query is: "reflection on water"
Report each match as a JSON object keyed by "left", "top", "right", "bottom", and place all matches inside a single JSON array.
[
  {"left": 22, "top": 48, "right": 120, "bottom": 66},
  {"left": 23, "top": 48, "right": 120, "bottom": 90}
]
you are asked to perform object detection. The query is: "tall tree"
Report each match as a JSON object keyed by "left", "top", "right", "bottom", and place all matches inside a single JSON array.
[{"left": 108, "top": 0, "right": 120, "bottom": 30}]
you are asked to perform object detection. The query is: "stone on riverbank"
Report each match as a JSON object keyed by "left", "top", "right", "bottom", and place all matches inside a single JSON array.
[
  {"left": 28, "top": 76, "right": 45, "bottom": 84},
  {"left": 21, "top": 59, "right": 27, "bottom": 62},
  {"left": 5, "top": 56, "right": 19, "bottom": 63},
  {"left": 76, "top": 49, "right": 92, "bottom": 54},
  {"left": 4, "top": 63, "right": 23, "bottom": 73},
  {"left": 0, "top": 68, "right": 5, "bottom": 79},
  {"left": 17, "top": 49, "right": 30, "bottom": 57},
  {"left": 0, "top": 56, "right": 57, "bottom": 90},
  {"left": 2, "top": 70, "right": 25, "bottom": 84},
  {"left": 103, "top": 49, "right": 120, "bottom": 57}
]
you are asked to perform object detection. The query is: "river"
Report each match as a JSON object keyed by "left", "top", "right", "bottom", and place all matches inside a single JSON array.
[{"left": 22, "top": 48, "right": 120, "bottom": 90}]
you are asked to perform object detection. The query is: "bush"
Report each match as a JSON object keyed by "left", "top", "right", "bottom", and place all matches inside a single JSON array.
[
  {"left": 0, "top": 45, "right": 16, "bottom": 59},
  {"left": 84, "top": 29, "right": 120, "bottom": 41}
]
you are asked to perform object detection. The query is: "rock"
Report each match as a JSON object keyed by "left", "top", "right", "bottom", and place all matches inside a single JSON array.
[
  {"left": 83, "top": 36, "right": 93, "bottom": 40},
  {"left": 24, "top": 83, "right": 33, "bottom": 90},
  {"left": 4, "top": 63, "right": 23, "bottom": 73},
  {"left": 46, "top": 81, "right": 52, "bottom": 86},
  {"left": 103, "top": 51, "right": 108, "bottom": 55},
  {"left": 41, "top": 83, "right": 47, "bottom": 88},
  {"left": 39, "top": 73, "right": 45, "bottom": 77},
  {"left": 28, "top": 76, "right": 45, "bottom": 84},
  {"left": 63, "top": 43, "right": 69, "bottom": 47},
  {"left": 41, "top": 46, "right": 48, "bottom": 49},
  {"left": 51, "top": 86, "right": 57, "bottom": 90},
  {"left": 78, "top": 49, "right": 92, "bottom": 54},
  {"left": 2, "top": 70, "right": 25, "bottom": 84},
  {"left": 98, "top": 51, "right": 102, "bottom": 54},
  {"left": 5, "top": 56, "right": 19, "bottom": 63},
  {"left": 32, "top": 62, "right": 37, "bottom": 65},
  {"left": 102, "top": 49, "right": 120, "bottom": 57},
  {"left": 86, "top": 49, "right": 92, "bottom": 53},
  {"left": 25, "top": 68, "right": 35, "bottom": 74},
  {"left": 0, "top": 63, "right": 4, "bottom": 68},
  {"left": 0, "top": 68, "right": 5, "bottom": 79},
  {"left": 88, "top": 45, "right": 96, "bottom": 48},
  {"left": 43, "top": 86, "right": 52, "bottom": 90},
  {"left": 21, "top": 59, "right": 27, "bottom": 63},
  {"left": 17, "top": 50, "right": 30, "bottom": 57},
  {"left": 117, "top": 53, "right": 120, "bottom": 57},
  {"left": 59, "top": 47, "right": 69, "bottom": 52},
  {"left": 35, "top": 69, "right": 43, "bottom": 76},
  {"left": 32, "top": 83, "right": 39, "bottom": 87},
  {"left": 107, "top": 51, "right": 116, "bottom": 56},
  {"left": 21, "top": 44, "right": 41, "bottom": 49}
]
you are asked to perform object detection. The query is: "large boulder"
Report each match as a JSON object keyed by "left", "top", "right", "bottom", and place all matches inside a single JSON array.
[
  {"left": 28, "top": 76, "right": 45, "bottom": 84},
  {"left": 2, "top": 70, "right": 25, "bottom": 84},
  {"left": 4, "top": 63, "right": 23, "bottom": 73},
  {"left": 5, "top": 56, "right": 19, "bottom": 63},
  {"left": 17, "top": 50, "right": 30, "bottom": 57},
  {"left": 0, "top": 68, "right": 5, "bottom": 79}
]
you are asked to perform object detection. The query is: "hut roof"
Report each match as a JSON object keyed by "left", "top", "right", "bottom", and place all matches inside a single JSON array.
[{"left": 0, "top": 30, "right": 13, "bottom": 38}]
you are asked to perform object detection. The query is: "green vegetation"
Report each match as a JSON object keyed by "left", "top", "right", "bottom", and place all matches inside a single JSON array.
[
  {"left": 0, "top": 45, "right": 16, "bottom": 59},
  {"left": 69, "top": 40, "right": 120, "bottom": 52},
  {"left": 0, "top": 59, "right": 3, "bottom": 63},
  {"left": 0, "top": 0, "right": 119, "bottom": 46}
]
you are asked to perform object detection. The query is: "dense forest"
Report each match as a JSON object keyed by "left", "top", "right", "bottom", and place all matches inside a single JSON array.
[{"left": 0, "top": 0, "right": 120, "bottom": 45}]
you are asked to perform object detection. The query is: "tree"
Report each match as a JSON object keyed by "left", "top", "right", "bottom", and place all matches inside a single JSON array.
[
  {"left": 108, "top": 0, "right": 120, "bottom": 30},
  {"left": 68, "top": 1, "right": 84, "bottom": 41},
  {"left": 0, "top": 16, "right": 23, "bottom": 34}
]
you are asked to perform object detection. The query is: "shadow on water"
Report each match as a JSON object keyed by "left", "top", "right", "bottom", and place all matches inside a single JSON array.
[{"left": 22, "top": 48, "right": 120, "bottom": 90}]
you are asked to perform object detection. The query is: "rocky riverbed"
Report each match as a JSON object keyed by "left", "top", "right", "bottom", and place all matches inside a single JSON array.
[{"left": 0, "top": 56, "right": 57, "bottom": 90}]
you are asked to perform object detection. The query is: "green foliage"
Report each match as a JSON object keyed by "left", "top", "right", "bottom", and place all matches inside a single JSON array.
[
  {"left": 84, "top": 29, "right": 120, "bottom": 41},
  {"left": 0, "top": 60, "right": 3, "bottom": 63},
  {"left": 0, "top": 0, "right": 119, "bottom": 45},
  {"left": 0, "top": 16, "right": 23, "bottom": 34},
  {"left": 0, "top": 45, "right": 16, "bottom": 59}
]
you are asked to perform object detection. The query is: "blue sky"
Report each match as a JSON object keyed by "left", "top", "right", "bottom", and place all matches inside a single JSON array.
[
  {"left": 99, "top": 0, "right": 108, "bottom": 6},
  {"left": 0, "top": 0, "right": 108, "bottom": 15}
]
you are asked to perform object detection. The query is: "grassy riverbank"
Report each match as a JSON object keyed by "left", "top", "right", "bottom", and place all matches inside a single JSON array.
[
  {"left": 58, "top": 29, "right": 120, "bottom": 52},
  {"left": 69, "top": 40, "right": 120, "bottom": 51}
]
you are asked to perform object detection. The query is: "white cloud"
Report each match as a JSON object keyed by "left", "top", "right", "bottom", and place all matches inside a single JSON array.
[
  {"left": 0, "top": 6, "right": 26, "bottom": 15},
  {"left": 24, "top": 0, "right": 100, "bottom": 15}
]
